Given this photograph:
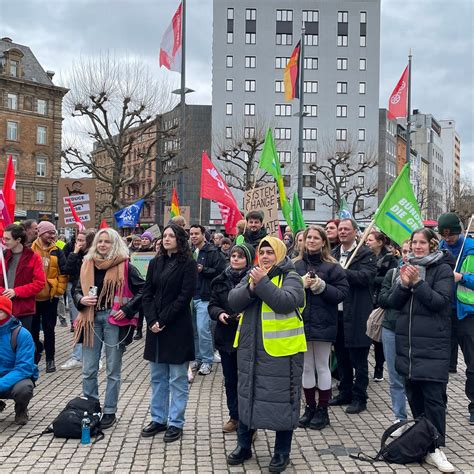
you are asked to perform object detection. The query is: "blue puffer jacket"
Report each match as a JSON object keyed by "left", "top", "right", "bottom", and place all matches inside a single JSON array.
[{"left": 0, "top": 318, "right": 38, "bottom": 393}]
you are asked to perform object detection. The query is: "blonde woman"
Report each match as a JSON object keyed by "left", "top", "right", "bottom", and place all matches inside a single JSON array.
[
  {"left": 294, "top": 226, "right": 349, "bottom": 430},
  {"left": 73, "top": 228, "right": 144, "bottom": 429}
]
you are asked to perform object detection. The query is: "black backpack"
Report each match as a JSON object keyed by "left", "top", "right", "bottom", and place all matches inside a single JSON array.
[
  {"left": 351, "top": 418, "right": 439, "bottom": 464},
  {"left": 48, "top": 397, "right": 104, "bottom": 441}
]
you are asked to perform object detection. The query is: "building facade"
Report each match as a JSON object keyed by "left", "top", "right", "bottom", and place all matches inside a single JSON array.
[
  {"left": 377, "top": 108, "right": 397, "bottom": 200},
  {"left": 439, "top": 119, "right": 461, "bottom": 201},
  {"left": 0, "top": 37, "right": 68, "bottom": 219},
  {"left": 212, "top": 0, "right": 381, "bottom": 224}
]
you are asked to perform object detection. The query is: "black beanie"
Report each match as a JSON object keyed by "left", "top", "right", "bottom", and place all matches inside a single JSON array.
[{"left": 438, "top": 213, "right": 462, "bottom": 235}]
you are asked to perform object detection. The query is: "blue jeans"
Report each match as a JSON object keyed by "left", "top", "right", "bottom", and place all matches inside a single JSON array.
[
  {"left": 192, "top": 299, "right": 213, "bottom": 364},
  {"left": 82, "top": 310, "right": 124, "bottom": 414},
  {"left": 382, "top": 327, "right": 407, "bottom": 420},
  {"left": 67, "top": 282, "right": 82, "bottom": 362},
  {"left": 149, "top": 361, "right": 189, "bottom": 429}
]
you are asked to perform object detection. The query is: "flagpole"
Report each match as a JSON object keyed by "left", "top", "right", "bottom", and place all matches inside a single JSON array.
[
  {"left": 297, "top": 24, "right": 306, "bottom": 209},
  {"left": 405, "top": 51, "right": 412, "bottom": 165},
  {"left": 344, "top": 219, "right": 375, "bottom": 269},
  {"left": 454, "top": 213, "right": 474, "bottom": 271}
]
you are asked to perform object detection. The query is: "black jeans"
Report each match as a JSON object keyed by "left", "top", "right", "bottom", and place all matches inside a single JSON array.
[
  {"left": 220, "top": 350, "right": 238, "bottom": 420},
  {"left": 373, "top": 340, "right": 385, "bottom": 371},
  {"left": 449, "top": 308, "right": 459, "bottom": 371},
  {"left": 335, "top": 312, "right": 370, "bottom": 403},
  {"left": 0, "top": 379, "right": 34, "bottom": 412},
  {"left": 31, "top": 298, "right": 59, "bottom": 362},
  {"left": 405, "top": 379, "right": 447, "bottom": 447},
  {"left": 238, "top": 421, "right": 293, "bottom": 455},
  {"left": 458, "top": 315, "right": 474, "bottom": 414}
]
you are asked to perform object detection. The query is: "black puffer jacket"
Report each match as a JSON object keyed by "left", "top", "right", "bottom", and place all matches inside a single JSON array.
[
  {"left": 294, "top": 253, "right": 349, "bottom": 342},
  {"left": 194, "top": 243, "right": 226, "bottom": 301},
  {"left": 387, "top": 259, "right": 454, "bottom": 383},
  {"left": 332, "top": 244, "right": 377, "bottom": 348},
  {"left": 208, "top": 269, "right": 247, "bottom": 352}
]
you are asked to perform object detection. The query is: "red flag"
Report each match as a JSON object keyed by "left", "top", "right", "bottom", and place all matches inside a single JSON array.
[
  {"left": 159, "top": 2, "right": 182, "bottom": 73},
  {"left": 200, "top": 152, "right": 242, "bottom": 234},
  {"left": 388, "top": 65, "right": 409, "bottom": 119},
  {"left": 66, "top": 198, "right": 85, "bottom": 231},
  {"left": 99, "top": 219, "right": 108, "bottom": 229},
  {"left": 284, "top": 41, "right": 301, "bottom": 102},
  {"left": 2, "top": 155, "right": 16, "bottom": 222}
]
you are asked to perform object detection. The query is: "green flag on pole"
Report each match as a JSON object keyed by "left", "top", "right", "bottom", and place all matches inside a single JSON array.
[
  {"left": 374, "top": 164, "right": 423, "bottom": 245},
  {"left": 338, "top": 197, "right": 353, "bottom": 219},
  {"left": 259, "top": 128, "right": 292, "bottom": 229},
  {"left": 292, "top": 192, "right": 306, "bottom": 233}
]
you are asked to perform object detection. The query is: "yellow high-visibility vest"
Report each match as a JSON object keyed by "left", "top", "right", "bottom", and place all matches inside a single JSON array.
[{"left": 234, "top": 273, "right": 306, "bottom": 357}]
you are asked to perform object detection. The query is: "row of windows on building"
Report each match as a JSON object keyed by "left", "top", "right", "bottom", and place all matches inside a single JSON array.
[
  {"left": 4, "top": 93, "right": 49, "bottom": 115},
  {"left": 6, "top": 153, "right": 48, "bottom": 177},
  {"left": 225, "top": 103, "right": 368, "bottom": 122},
  {"left": 226, "top": 9, "right": 368, "bottom": 47},
  {"left": 292, "top": 197, "right": 365, "bottom": 212},
  {"left": 6, "top": 120, "right": 48, "bottom": 144},
  {"left": 14, "top": 186, "right": 48, "bottom": 204}
]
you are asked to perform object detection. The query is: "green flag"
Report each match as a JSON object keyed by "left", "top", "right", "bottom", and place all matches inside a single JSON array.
[
  {"left": 292, "top": 193, "right": 306, "bottom": 233},
  {"left": 374, "top": 164, "right": 423, "bottom": 245},
  {"left": 338, "top": 197, "right": 353, "bottom": 219},
  {"left": 258, "top": 128, "right": 292, "bottom": 229}
]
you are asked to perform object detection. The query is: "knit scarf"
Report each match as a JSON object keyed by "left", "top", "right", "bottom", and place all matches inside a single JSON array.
[
  {"left": 74, "top": 255, "right": 127, "bottom": 347},
  {"left": 407, "top": 250, "right": 444, "bottom": 281}
]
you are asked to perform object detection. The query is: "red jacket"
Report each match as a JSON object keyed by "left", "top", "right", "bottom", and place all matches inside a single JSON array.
[{"left": 0, "top": 247, "right": 46, "bottom": 317}]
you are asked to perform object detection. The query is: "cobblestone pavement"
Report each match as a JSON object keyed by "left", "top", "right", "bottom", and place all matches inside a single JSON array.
[{"left": 0, "top": 324, "right": 472, "bottom": 473}]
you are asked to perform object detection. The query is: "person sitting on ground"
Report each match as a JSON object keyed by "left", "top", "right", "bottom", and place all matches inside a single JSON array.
[{"left": 0, "top": 296, "right": 39, "bottom": 426}]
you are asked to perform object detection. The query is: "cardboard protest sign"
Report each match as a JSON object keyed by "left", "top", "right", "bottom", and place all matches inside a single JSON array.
[
  {"left": 244, "top": 184, "right": 279, "bottom": 237},
  {"left": 58, "top": 178, "right": 96, "bottom": 228},
  {"left": 163, "top": 205, "right": 190, "bottom": 228}
]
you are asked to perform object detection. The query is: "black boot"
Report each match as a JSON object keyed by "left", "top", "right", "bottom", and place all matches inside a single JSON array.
[
  {"left": 298, "top": 405, "right": 315, "bottom": 428},
  {"left": 227, "top": 446, "right": 252, "bottom": 465},
  {"left": 133, "top": 328, "right": 143, "bottom": 340},
  {"left": 310, "top": 406, "right": 330, "bottom": 430},
  {"left": 46, "top": 360, "right": 56, "bottom": 373}
]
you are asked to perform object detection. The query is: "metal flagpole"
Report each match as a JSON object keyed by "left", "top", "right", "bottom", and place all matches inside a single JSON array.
[
  {"left": 297, "top": 24, "right": 306, "bottom": 209},
  {"left": 405, "top": 51, "right": 412, "bottom": 165}
]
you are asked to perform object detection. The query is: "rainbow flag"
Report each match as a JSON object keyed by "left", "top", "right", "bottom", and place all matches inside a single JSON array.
[
  {"left": 284, "top": 41, "right": 301, "bottom": 102},
  {"left": 170, "top": 187, "right": 181, "bottom": 218}
]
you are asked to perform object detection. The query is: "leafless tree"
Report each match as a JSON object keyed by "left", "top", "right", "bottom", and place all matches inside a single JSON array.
[
  {"left": 450, "top": 176, "right": 474, "bottom": 225},
  {"left": 308, "top": 135, "right": 378, "bottom": 219},
  {"left": 213, "top": 116, "right": 279, "bottom": 192},
  {"left": 62, "top": 52, "right": 178, "bottom": 213}
]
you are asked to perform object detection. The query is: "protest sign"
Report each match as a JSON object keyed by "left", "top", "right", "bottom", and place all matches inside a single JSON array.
[{"left": 244, "top": 184, "right": 279, "bottom": 237}]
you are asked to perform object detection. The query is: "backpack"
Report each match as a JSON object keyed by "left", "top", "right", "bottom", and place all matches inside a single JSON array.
[
  {"left": 48, "top": 397, "right": 104, "bottom": 441},
  {"left": 10, "top": 325, "right": 21, "bottom": 351},
  {"left": 350, "top": 418, "right": 439, "bottom": 465}
]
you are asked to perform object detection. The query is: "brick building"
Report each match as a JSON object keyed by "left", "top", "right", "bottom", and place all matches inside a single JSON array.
[{"left": 0, "top": 37, "right": 68, "bottom": 219}]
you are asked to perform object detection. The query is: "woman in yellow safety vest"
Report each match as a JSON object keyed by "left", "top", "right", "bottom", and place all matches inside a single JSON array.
[{"left": 227, "top": 236, "right": 305, "bottom": 473}]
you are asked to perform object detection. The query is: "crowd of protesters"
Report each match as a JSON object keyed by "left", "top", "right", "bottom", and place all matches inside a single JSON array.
[{"left": 0, "top": 210, "right": 473, "bottom": 473}]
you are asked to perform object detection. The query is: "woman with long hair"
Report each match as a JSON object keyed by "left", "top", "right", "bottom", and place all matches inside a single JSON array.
[
  {"left": 141, "top": 224, "right": 197, "bottom": 443},
  {"left": 73, "top": 228, "right": 144, "bottom": 429},
  {"left": 208, "top": 243, "right": 255, "bottom": 433},
  {"left": 366, "top": 231, "right": 399, "bottom": 382},
  {"left": 388, "top": 228, "right": 455, "bottom": 472},
  {"left": 61, "top": 229, "right": 96, "bottom": 370},
  {"left": 0, "top": 224, "right": 45, "bottom": 333},
  {"left": 294, "top": 226, "right": 349, "bottom": 430},
  {"left": 227, "top": 237, "right": 305, "bottom": 472}
]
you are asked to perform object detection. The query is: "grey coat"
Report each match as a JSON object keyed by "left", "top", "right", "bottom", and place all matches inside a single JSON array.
[{"left": 228, "top": 257, "right": 305, "bottom": 432}]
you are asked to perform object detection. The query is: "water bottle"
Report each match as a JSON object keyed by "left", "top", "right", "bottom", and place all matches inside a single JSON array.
[{"left": 81, "top": 411, "right": 91, "bottom": 445}]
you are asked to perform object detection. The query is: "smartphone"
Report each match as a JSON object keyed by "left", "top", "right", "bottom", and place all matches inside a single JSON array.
[{"left": 88, "top": 286, "right": 98, "bottom": 296}]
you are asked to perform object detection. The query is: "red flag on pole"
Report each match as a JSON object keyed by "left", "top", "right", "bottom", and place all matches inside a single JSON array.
[
  {"left": 159, "top": 2, "right": 182, "bottom": 73},
  {"left": 2, "top": 155, "right": 16, "bottom": 222},
  {"left": 388, "top": 65, "right": 409, "bottom": 119},
  {"left": 200, "top": 152, "right": 242, "bottom": 234},
  {"left": 66, "top": 198, "right": 85, "bottom": 231},
  {"left": 99, "top": 219, "right": 108, "bottom": 229}
]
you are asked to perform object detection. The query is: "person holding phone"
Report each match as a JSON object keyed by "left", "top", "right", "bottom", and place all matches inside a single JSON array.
[
  {"left": 208, "top": 243, "right": 255, "bottom": 433},
  {"left": 294, "top": 226, "right": 349, "bottom": 430},
  {"left": 141, "top": 224, "right": 198, "bottom": 443},
  {"left": 73, "top": 228, "right": 144, "bottom": 429},
  {"left": 387, "top": 228, "right": 455, "bottom": 472}
]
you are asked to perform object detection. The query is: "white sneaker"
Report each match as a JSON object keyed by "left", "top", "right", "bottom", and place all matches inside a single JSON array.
[
  {"left": 198, "top": 363, "right": 212, "bottom": 375},
  {"left": 99, "top": 359, "right": 104, "bottom": 370},
  {"left": 213, "top": 351, "right": 221, "bottom": 363},
  {"left": 425, "top": 448, "right": 455, "bottom": 473},
  {"left": 390, "top": 420, "right": 409, "bottom": 438},
  {"left": 60, "top": 358, "right": 82, "bottom": 370}
]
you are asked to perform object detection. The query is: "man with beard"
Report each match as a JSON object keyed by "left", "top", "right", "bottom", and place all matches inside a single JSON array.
[{"left": 243, "top": 211, "right": 267, "bottom": 251}]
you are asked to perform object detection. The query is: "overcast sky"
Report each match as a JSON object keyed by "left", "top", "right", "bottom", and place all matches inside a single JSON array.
[{"left": 1, "top": 0, "right": 473, "bottom": 178}]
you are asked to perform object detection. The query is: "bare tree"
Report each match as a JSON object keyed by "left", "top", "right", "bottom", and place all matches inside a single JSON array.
[
  {"left": 411, "top": 171, "right": 429, "bottom": 218},
  {"left": 62, "top": 52, "right": 178, "bottom": 214},
  {"left": 451, "top": 176, "right": 474, "bottom": 224},
  {"left": 308, "top": 136, "right": 378, "bottom": 219},
  {"left": 213, "top": 116, "right": 278, "bottom": 192}
]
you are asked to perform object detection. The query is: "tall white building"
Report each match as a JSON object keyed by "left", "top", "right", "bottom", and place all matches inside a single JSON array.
[
  {"left": 439, "top": 119, "right": 461, "bottom": 206},
  {"left": 212, "top": 0, "right": 381, "bottom": 225}
]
